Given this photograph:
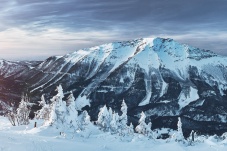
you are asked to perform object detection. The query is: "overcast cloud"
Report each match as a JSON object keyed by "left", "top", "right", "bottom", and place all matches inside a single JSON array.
[{"left": 0, "top": 0, "right": 227, "bottom": 60}]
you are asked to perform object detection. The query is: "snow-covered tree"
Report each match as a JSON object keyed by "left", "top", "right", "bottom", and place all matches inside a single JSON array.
[
  {"left": 78, "top": 110, "right": 91, "bottom": 131},
  {"left": 39, "top": 95, "right": 46, "bottom": 106},
  {"left": 146, "top": 122, "right": 153, "bottom": 138},
  {"left": 120, "top": 99, "right": 127, "bottom": 126},
  {"left": 17, "top": 94, "right": 31, "bottom": 125},
  {"left": 110, "top": 112, "right": 120, "bottom": 133},
  {"left": 187, "top": 130, "right": 195, "bottom": 145},
  {"left": 4, "top": 102, "right": 17, "bottom": 126},
  {"left": 221, "top": 132, "right": 227, "bottom": 140},
  {"left": 47, "top": 85, "right": 66, "bottom": 128},
  {"left": 135, "top": 112, "right": 146, "bottom": 134},
  {"left": 97, "top": 105, "right": 111, "bottom": 131},
  {"left": 55, "top": 85, "right": 66, "bottom": 124},
  {"left": 127, "top": 123, "right": 134, "bottom": 136},
  {"left": 175, "top": 117, "right": 184, "bottom": 141},
  {"left": 7, "top": 111, "right": 17, "bottom": 126},
  {"left": 66, "top": 91, "right": 74, "bottom": 107},
  {"left": 135, "top": 112, "right": 153, "bottom": 138},
  {"left": 65, "top": 91, "right": 78, "bottom": 130},
  {"left": 48, "top": 98, "right": 57, "bottom": 126},
  {"left": 118, "top": 100, "right": 128, "bottom": 135},
  {"left": 36, "top": 95, "right": 51, "bottom": 123}
]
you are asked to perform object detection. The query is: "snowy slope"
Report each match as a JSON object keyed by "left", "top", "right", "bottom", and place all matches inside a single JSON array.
[{"left": 1, "top": 116, "right": 227, "bottom": 151}]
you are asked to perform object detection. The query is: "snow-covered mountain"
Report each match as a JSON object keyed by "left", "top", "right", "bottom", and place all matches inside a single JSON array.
[{"left": 0, "top": 37, "right": 227, "bottom": 135}]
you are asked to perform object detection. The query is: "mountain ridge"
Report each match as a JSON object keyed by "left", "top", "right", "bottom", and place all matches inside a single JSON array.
[{"left": 0, "top": 37, "right": 227, "bottom": 135}]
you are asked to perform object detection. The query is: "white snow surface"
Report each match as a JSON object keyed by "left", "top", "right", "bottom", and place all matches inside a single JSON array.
[
  {"left": 75, "top": 95, "right": 90, "bottom": 110},
  {"left": 178, "top": 87, "right": 200, "bottom": 109},
  {"left": 1, "top": 116, "right": 227, "bottom": 151}
]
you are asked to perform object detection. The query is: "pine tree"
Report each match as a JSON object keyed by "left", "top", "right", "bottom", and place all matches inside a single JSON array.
[
  {"left": 36, "top": 95, "right": 51, "bottom": 122},
  {"left": 127, "top": 123, "right": 134, "bottom": 136},
  {"left": 78, "top": 110, "right": 91, "bottom": 131},
  {"left": 48, "top": 97, "right": 57, "bottom": 126},
  {"left": 135, "top": 112, "right": 146, "bottom": 134},
  {"left": 65, "top": 91, "right": 78, "bottom": 130},
  {"left": 146, "top": 122, "right": 153, "bottom": 138},
  {"left": 97, "top": 105, "right": 111, "bottom": 131},
  {"left": 39, "top": 95, "right": 46, "bottom": 106},
  {"left": 118, "top": 100, "right": 128, "bottom": 136},
  {"left": 120, "top": 99, "right": 127, "bottom": 126},
  {"left": 135, "top": 111, "right": 153, "bottom": 138},
  {"left": 175, "top": 117, "right": 184, "bottom": 141},
  {"left": 17, "top": 94, "right": 31, "bottom": 125},
  {"left": 110, "top": 112, "right": 120, "bottom": 133},
  {"left": 55, "top": 85, "right": 66, "bottom": 124},
  {"left": 47, "top": 85, "right": 66, "bottom": 128}
]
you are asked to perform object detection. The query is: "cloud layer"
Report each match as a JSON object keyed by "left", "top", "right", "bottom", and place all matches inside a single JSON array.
[{"left": 0, "top": 0, "right": 227, "bottom": 60}]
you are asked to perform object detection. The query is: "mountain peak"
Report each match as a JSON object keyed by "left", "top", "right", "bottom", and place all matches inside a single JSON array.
[
  {"left": 0, "top": 37, "right": 227, "bottom": 135},
  {"left": 153, "top": 37, "right": 218, "bottom": 60}
]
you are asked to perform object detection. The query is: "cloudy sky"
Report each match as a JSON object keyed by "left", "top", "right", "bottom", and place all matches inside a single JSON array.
[{"left": 0, "top": 0, "right": 227, "bottom": 60}]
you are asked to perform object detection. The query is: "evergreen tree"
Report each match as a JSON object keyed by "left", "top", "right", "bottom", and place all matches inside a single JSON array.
[
  {"left": 135, "top": 112, "right": 146, "bottom": 134},
  {"left": 176, "top": 117, "right": 184, "bottom": 141},
  {"left": 36, "top": 95, "right": 51, "bottom": 123},
  {"left": 120, "top": 99, "right": 127, "bottom": 126},
  {"left": 118, "top": 100, "right": 128, "bottom": 136},
  {"left": 135, "top": 111, "right": 153, "bottom": 138},
  {"left": 65, "top": 91, "right": 78, "bottom": 130},
  {"left": 97, "top": 105, "right": 111, "bottom": 131},
  {"left": 55, "top": 85, "right": 66, "bottom": 125},
  {"left": 110, "top": 112, "right": 120, "bottom": 133},
  {"left": 17, "top": 94, "right": 31, "bottom": 125},
  {"left": 146, "top": 122, "right": 153, "bottom": 138},
  {"left": 39, "top": 95, "right": 46, "bottom": 106},
  {"left": 48, "top": 97, "right": 57, "bottom": 126},
  {"left": 47, "top": 85, "right": 66, "bottom": 128},
  {"left": 78, "top": 110, "right": 91, "bottom": 131},
  {"left": 127, "top": 123, "right": 134, "bottom": 136}
]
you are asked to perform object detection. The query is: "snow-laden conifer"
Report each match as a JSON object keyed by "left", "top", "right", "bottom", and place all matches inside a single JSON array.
[
  {"left": 127, "top": 123, "right": 134, "bottom": 136},
  {"left": 135, "top": 112, "right": 153, "bottom": 138},
  {"left": 118, "top": 100, "right": 128, "bottom": 136},
  {"left": 65, "top": 91, "right": 78, "bottom": 130},
  {"left": 97, "top": 105, "right": 110, "bottom": 131},
  {"left": 176, "top": 117, "right": 184, "bottom": 141},
  {"left": 48, "top": 85, "right": 66, "bottom": 128},
  {"left": 36, "top": 95, "right": 51, "bottom": 123},
  {"left": 110, "top": 112, "right": 120, "bottom": 133},
  {"left": 78, "top": 110, "right": 91, "bottom": 131},
  {"left": 17, "top": 94, "right": 31, "bottom": 125}
]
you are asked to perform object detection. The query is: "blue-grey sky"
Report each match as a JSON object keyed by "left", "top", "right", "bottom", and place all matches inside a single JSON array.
[{"left": 0, "top": 0, "right": 227, "bottom": 60}]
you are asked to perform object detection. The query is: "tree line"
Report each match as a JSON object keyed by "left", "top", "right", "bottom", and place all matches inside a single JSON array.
[{"left": 5, "top": 84, "right": 210, "bottom": 144}]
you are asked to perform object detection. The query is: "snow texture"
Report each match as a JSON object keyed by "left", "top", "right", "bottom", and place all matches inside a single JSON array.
[{"left": 1, "top": 116, "right": 227, "bottom": 151}]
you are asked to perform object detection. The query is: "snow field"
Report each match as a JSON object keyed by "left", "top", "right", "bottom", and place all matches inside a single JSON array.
[{"left": 1, "top": 117, "right": 227, "bottom": 151}]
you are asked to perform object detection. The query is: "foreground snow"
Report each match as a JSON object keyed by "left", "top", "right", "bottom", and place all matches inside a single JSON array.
[{"left": 0, "top": 117, "right": 227, "bottom": 151}]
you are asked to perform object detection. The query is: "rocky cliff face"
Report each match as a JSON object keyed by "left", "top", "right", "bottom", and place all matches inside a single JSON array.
[{"left": 1, "top": 37, "right": 227, "bottom": 135}]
